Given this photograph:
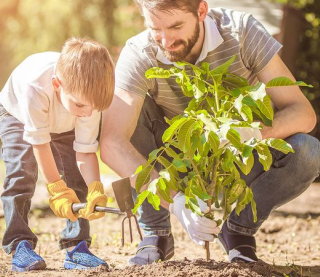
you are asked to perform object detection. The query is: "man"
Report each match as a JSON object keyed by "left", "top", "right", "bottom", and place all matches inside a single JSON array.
[{"left": 100, "top": 0, "right": 320, "bottom": 265}]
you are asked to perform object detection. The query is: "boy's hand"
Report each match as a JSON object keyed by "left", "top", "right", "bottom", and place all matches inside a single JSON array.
[
  {"left": 47, "top": 180, "right": 80, "bottom": 222},
  {"left": 79, "top": 181, "right": 108, "bottom": 221}
]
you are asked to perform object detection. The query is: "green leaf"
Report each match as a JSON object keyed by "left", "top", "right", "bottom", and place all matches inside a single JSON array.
[
  {"left": 224, "top": 73, "right": 249, "bottom": 88},
  {"left": 265, "top": 138, "right": 295, "bottom": 154},
  {"left": 147, "top": 193, "right": 161, "bottom": 210},
  {"left": 240, "top": 105, "right": 253, "bottom": 122},
  {"left": 132, "top": 191, "right": 150, "bottom": 213},
  {"left": 147, "top": 179, "right": 158, "bottom": 194},
  {"left": 135, "top": 164, "right": 153, "bottom": 193},
  {"left": 210, "top": 55, "right": 236, "bottom": 77},
  {"left": 164, "top": 147, "right": 181, "bottom": 161},
  {"left": 135, "top": 164, "right": 143, "bottom": 174},
  {"left": 234, "top": 155, "right": 254, "bottom": 175},
  {"left": 148, "top": 148, "right": 162, "bottom": 160},
  {"left": 158, "top": 185, "right": 173, "bottom": 203},
  {"left": 207, "top": 131, "right": 220, "bottom": 153},
  {"left": 162, "top": 117, "right": 187, "bottom": 142},
  {"left": 158, "top": 156, "right": 179, "bottom": 178},
  {"left": 191, "top": 185, "right": 211, "bottom": 201},
  {"left": 186, "top": 197, "right": 202, "bottom": 216},
  {"left": 176, "top": 61, "right": 205, "bottom": 77},
  {"left": 266, "top": 77, "right": 313, "bottom": 88},
  {"left": 242, "top": 96, "right": 258, "bottom": 107},
  {"left": 159, "top": 170, "right": 171, "bottom": 181},
  {"left": 227, "top": 179, "right": 246, "bottom": 205},
  {"left": 221, "top": 149, "right": 235, "bottom": 172},
  {"left": 251, "top": 198, "right": 257, "bottom": 222},
  {"left": 256, "top": 144, "right": 273, "bottom": 171},
  {"left": 172, "top": 159, "right": 188, "bottom": 172},
  {"left": 177, "top": 119, "right": 196, "bottom": 152},
  {"left": 145, "top": 67, "right": 172, "bottom": 79},
  {"left": 235, "top": 187, "right": 253, "bottom": 216},
  {"left": 256, "top": 95, "right": 274, "bottom": 120},
  {"left": 248, "top": 83, "right": 266, "bottom": 101},
  {"left": 226, "top": 129, "right": 243, "bottom": 152}
]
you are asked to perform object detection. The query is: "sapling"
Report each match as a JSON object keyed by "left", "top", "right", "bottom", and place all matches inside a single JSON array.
[{"left": 132, "top": 55, "right": 312, "bottom": 260}]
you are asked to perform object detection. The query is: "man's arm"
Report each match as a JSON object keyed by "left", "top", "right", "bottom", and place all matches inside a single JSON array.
[
  {"left": 257, "top": 54, "right": 316, "bottom": 139},
  {"left": 100, "top": 87, "right": 174, "bottom": 209}
]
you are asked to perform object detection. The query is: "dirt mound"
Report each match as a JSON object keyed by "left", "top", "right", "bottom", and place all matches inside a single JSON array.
[{"left": 72, "top": 259, "right": 282, "bottom": 277}]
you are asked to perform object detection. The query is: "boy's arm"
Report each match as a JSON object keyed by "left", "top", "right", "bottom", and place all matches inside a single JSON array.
[
  {"left": 33, "top": 143, "right": 61, "bottom": 183},
  {"left": 75, "top": 152, "right": 107, "bottom": 220},
  {"left": 75, "top": 152, "right": 100, "bottom": 184},
  {"left": 32, "top": 143, "right": 80, "bottom": 221}
]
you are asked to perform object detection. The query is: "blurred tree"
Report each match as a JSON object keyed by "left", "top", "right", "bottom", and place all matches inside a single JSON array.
[
  {"left": 269, "top": 0, "right": 320, "bottom": 139},
  {"left": 0, "top": 0, "right": 144, "bottom": 88}
]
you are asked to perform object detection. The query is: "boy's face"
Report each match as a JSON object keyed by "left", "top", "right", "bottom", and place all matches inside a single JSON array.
[
  {"left": 59, "top": 87, "right": 93, "bottom": 117},
  {"left": 52, "top": 76, "right": 94, "bottom": 117},
  {"left": 143, "top": 7, "right": 200, "bottom": 62}
]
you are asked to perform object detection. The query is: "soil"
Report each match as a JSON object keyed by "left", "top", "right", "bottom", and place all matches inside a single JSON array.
[{"left": 0, "top": 185, "right": 320, "bottom": 277}]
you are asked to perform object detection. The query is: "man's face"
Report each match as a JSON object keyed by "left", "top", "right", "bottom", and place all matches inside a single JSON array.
[{"left": 143, "top": 7, "right": 200, "bottom": 62}]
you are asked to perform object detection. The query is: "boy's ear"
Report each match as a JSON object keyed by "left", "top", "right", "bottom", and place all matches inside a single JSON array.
[
  {"left": 52, "top": 76, "right": 60, "bottom": 90},
  {"left": 198, "top": 1, "right": 208, "bottom": 22}
]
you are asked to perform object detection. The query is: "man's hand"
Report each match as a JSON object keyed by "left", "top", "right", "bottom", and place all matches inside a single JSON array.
[
  {"left": 47, "top": 180, "right": 80, "bottom": 222},
  {"left": 233, "top": 127, "right": 262, "bottom": 142},
  {"left": 79, "top": 181, "right": 108, "bottom": 221},
  {"left": 169, "top": 192, "right": 220, "bottom": 246},
  {"left": 220, "top": 127, "right": 262, "bottom": 148}
]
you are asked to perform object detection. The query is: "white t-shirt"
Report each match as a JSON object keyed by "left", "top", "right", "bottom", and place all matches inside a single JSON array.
[{"left": 0, "top": 52, "right": 100, "bottom": 153}]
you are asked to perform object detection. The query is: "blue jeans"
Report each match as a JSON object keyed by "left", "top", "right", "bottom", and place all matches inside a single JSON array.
[
  {"left": 131, "top": 95, "right": 320, "bottom": 236},
  {"left": 0, "top": 104, "right": 91, "bottom": 254}
]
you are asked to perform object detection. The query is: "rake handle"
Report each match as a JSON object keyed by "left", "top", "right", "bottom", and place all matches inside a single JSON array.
[{"left": 71, "top": 203, "right": 125, "bottom": 215}]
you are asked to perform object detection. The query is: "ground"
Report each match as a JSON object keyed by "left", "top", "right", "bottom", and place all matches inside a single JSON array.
[{"left": 0, "top": 184, "right": 319, "bottom": 277}]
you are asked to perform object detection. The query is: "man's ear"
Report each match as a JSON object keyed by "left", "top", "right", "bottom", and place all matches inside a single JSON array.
[
  {"left": 52, "top": 75, "right": 60, "bottom": 90},
  {"left": 198, "top": 1, "right": 208, "bottom": 22}
]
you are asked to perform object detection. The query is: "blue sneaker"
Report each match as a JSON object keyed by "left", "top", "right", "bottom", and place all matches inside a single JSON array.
[
  {"left": 12, "top": 240, "right": 46, "bottom": 272},
  {"left": 64, "top": 241, "right": 108, "bottom": 270}
]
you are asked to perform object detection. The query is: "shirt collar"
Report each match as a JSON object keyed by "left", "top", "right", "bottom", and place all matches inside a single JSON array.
[{"left": 155, "top": 14, "right": 224, "bottom": 66}]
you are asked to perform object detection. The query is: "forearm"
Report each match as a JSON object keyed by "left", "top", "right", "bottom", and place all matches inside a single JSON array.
[
  {"left": 101, "top": 138, "right": 176, "bottom": 209},
  {"left": 76, "top": 152, "right": 100, "bottom": 185},
  {"left": 261, "top": 102, "right": 316, "bottom": 139},
  {"left": 33, "top": 143, "right": 60, "bottom": 183}
]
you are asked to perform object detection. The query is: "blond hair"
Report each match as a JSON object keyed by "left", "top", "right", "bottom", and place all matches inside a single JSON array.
[{"left": 56, "top": 37, "right": 115, "bottom": 112}]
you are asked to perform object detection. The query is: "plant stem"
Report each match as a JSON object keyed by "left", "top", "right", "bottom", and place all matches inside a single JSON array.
[
  {"left": 204, "top": 158, "right": 220, "bottom": 261},
  {"left": 191, "top": 160, "right": 208, "bottom": 194}
]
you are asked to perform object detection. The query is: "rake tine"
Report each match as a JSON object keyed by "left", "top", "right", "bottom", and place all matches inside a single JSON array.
[
  {"left": 128, "top": 216, "right": 133, "bottom": 243},
  {"left": 132, "top": 214, "right": 143, "bottom": 241},
  {"left": 121, "top": 216, "right": 128, "bottom": 247}
]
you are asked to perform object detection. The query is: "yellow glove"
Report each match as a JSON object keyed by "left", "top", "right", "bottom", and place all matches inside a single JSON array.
[
  {"left": 79, "top": 181, "right": 108, "bottom": 221},
  {"left": 47, "top": 180, "right": 80, "bottom": 222}
]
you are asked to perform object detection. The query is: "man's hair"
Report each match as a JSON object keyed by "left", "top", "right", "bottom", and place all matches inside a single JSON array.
[
  {"left": 134, "top": 0, "right": 202, "bottom": 16},
  {"left": 56, "top": 37, "right": 115, "bottom": 112}
]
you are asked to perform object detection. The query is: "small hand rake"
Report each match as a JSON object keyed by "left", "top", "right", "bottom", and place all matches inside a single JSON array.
[{"left": 72, "top": 177, "right": 143, "bottom": 246}]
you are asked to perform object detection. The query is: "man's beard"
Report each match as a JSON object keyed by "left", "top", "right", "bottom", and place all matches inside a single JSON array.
[{"left": 157, "top": 23, "right": 200, "bottom": 62}]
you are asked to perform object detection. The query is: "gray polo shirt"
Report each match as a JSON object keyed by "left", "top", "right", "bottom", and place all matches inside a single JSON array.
[{"left": 115, "top": 8, "right": 282, "bottom": 118}]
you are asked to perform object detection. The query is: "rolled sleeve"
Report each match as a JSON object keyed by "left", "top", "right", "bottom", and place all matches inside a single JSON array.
[
  {"left": 74, "top": 110, "right": 101, "bottom": 153},
  {"left": 23, "top": 126, "right": 51, "bottom": 145}
]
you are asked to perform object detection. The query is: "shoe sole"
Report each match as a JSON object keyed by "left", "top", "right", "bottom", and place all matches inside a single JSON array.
[
  {"left": 12, "top": 260, "right": 47, "bottom": 272},
  {"left": 64, "top": 261, "right": 109, "bottom": 270},
  {"left": 128, "top": 249, "right": 175, "bottom": 266}
]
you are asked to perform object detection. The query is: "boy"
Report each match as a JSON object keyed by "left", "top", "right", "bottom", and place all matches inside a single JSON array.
[{"left": 0, "top": 37, "right": 115, "bottom": 271}]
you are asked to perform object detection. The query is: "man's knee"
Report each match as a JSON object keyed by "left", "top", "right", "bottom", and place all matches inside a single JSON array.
[{"left": 286, "top": 133, "right": 320, "bottom": 176}]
